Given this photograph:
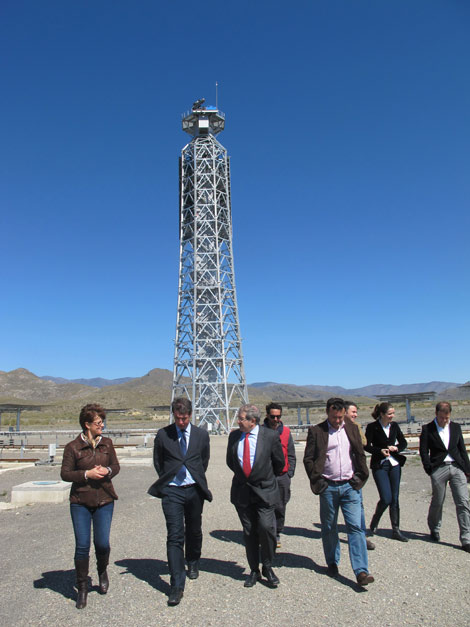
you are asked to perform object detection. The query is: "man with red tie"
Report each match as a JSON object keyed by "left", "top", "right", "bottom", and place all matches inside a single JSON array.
[{"left": 226, "top": 404, "right": 285, "bottom": 588}]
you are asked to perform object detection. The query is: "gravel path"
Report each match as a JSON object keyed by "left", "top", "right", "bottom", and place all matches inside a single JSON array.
[{"left": 0, "top": 437, "right": 469, "bottom": 626}]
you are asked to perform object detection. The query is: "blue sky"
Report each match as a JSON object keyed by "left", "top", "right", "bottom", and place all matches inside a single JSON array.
[{"left": 2, "top": 0, "right": 469, "bottom": 388}]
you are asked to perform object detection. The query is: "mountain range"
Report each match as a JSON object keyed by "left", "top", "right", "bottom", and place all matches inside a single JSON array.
[{"left": 0, "top": 368, "right": 466, "bottom": 407}]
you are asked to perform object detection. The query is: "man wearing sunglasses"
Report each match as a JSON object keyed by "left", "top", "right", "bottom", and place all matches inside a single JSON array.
[{"left": 263, "top": 402, "right": 296, "bottom": 549}]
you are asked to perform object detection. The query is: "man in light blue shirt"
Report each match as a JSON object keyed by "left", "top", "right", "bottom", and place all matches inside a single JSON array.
[{"left": 148, "top": 397, "right": 212, "bottom": 606}]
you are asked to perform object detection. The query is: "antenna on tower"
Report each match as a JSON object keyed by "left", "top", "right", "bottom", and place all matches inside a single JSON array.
[{"left": 215, "top": 81, "right": 218, "bottom": 109}]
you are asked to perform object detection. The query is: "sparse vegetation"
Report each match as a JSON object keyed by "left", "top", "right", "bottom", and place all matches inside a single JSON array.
[{"left": 1, "top": 367, "right": 468, "bottom": 430}]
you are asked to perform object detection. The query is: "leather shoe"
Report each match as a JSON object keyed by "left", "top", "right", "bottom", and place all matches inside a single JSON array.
[
  {"left": 98, "top": 570, "right": 109, "bottom": 594},
  {"left": 244, "top": 570, "right": 261, "bottom": 588},
  {"left": 366, "top": 539, "right": 375, "bottom": 550},
  {"left": 356, "top": 572, "right": 374, "bottom": 586},
  {"left": 76, "top": 586, "right": 87, "bottom": 610},
  {"left": 326, "top": 563, "right": 338, "bottom": 577},
  {"left": 262, "top": 566, "right": 280, "bottom": 587},
  {"left": 168, "top": 587, "right": 184, "bottom": 606},
  {"left": 462, "top": 544, "right": 470, "bottom": 553},
  {"left": 187, "top": 563, "right": 199, "bottom": 580},
  {"left": 430, "top": 531, "right": 440, "bottom": 542},
  {"left": 392, "top": 529, "right": 408, "bottom": 542}
]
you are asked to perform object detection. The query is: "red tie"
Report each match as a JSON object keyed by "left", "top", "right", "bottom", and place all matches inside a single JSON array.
[{"left": 243, "top": 434, "right": 251, "bottom": 477}]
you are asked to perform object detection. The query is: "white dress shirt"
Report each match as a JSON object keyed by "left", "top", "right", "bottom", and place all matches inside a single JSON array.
[
  {"left": 237, "top": 425, "right": 259, "bottom": 469},
  {"left": 380, "top": 423, "right": 399, "bottom": 467},
  {"left": 434, "top": 418, "right": 454, "bottom": 463}
]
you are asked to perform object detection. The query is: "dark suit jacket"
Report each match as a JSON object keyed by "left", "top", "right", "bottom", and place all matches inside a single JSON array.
[
  {"left": 148, "top": 423, "right": 212, "bottom": 501},
  {"left": 303, "top": 419, "right": 369, "bottom": 494},
  {"left": 419, "top": 420, "right": 470, "bottom": 476},
  {"left": 226, "top": 426, "right": 285, "bottom": 507},
  {"left": 364, "top": 420, "right": 407, "bottom": 470}
]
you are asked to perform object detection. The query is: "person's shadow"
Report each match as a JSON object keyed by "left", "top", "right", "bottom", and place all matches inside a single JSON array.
[
  {"left": 199, "top": 557, "right": 246, "bottom": 581},
  {"left": 33, "top": 569, "right": 76, "bottom": 600},
  {"left": 115, "top": 558, "right": 169, "bottom": 594},
  {"left": 210, "top": 527, "right": 323, "bottom": 543},
  {"left": 210, "top": 527, "right": 366, "bottom": 591},
  {"left": 282, "top": 525, "right": 321, "bottom": 540},
  {"left": 402, "top": 529, "right": 460, "bottom": 549},
  {"left": 210, "top": 529, "right": 244, "bottom": 545},
  {"left": 116, "top": 556, "right": 246, "bottom": 587}
]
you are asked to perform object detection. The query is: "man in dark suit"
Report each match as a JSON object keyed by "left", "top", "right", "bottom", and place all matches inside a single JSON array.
[
  {"left": 227, "top": 403, "right": 285, "bottom": 588},
  {"left": 148, "top": 397, "right": 212, "bottom": 605},
  {"left": 303, "top": 398, "right": 374, "bottom": 586},
  {"left": 419, "top": 401, "right": 470, "bottom": 551}
]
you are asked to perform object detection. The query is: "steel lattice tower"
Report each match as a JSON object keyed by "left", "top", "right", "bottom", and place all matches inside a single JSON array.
[{"left": 171, "top": 101, "right": 248, "bottom": 433}]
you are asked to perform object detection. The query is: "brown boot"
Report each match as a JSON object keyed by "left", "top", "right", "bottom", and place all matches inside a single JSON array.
[
  {"left": 75, "top": 558, "right": 89, "bottom": 609},
  {"left": 96, "top": 550, "right": 110, "bottom": 594}
]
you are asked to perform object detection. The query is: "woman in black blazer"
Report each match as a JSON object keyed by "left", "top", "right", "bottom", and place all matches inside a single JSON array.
[{"left": 365, "top": 402, "right": 408, "bottom": 542}]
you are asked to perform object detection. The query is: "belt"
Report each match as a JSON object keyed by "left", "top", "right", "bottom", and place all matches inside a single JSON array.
[
  {"left": 326, "top": 479, "right": 350, "bottom": 486},
  {"left": 168, "top": 483, "right": 197, "bottom": 489}
]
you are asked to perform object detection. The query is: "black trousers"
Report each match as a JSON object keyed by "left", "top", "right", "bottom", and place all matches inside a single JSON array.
[
  {"left": 275, "top": 473, "right": 292, "bottom": 536},
  {"left": 236, "top": 493, "right": 276, "bottom": 571},
  {"left": 161, "top": 485, "right": 204, "bottom": 589}
]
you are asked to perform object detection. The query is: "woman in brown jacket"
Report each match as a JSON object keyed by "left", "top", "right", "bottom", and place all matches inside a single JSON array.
[{"left": 61, "top": 404, "right": 120, "bottom": 609}]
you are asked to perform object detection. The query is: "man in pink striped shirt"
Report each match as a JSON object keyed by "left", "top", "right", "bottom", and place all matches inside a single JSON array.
[{"left": 303, "top": 398, "right": 374, "bottom": 586}]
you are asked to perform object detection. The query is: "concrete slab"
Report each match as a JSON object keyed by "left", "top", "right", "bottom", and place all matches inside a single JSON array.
[
  {"left": 0, "top": 462, "right": 35, "bottom": 474},
  {"left": 0, "top": 501, "right": 18, "bottom": 510},
  {"left": 118, "top": 457, "right": 153, "bottom": 466},
  {"left": 118, "top": 447, "right": 152, "bottom": 458},
  {"left": 11, "top": 480, "right": 70, "bottom": 505}
]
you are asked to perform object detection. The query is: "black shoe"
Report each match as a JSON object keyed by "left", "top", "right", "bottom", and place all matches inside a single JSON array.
[
  {"left": 392, "top": 529, "right": 409, "bottom": 542},
  {"left": 357, "top": 571, "right": 374, "bottom": 586},
  {"left": 262, "top": 566, "right": 280, "bottom": 587},
  {"left": 366, "top": 539, "right": 376, "bottom": 550},
  {"left": 168, "top": 587, "right": 184, "bottom": 606},
  {"left": 430, "top": 531, "right": 440, "bottom": 542},
  {"left": 326, "top": 563, "right": 339, "bottom": 577},
  {"left": 187, "top": 563, "right": 199, "bottom": 580},
  {"left": 244, "top": 570, "right": 261, "bottom": 588},
  {"left": 462, "top": 544, "right": 470, "bottom": 553}
]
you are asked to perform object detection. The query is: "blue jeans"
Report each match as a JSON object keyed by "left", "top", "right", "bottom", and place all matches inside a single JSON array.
[
  {"left": 372, "top": 461, "right": 401, "bottom": 508},
  {"left": 70, "top": 502, "right": 114, "bottom": 560},
  {"left": 360, "top": 490, "right": 366, "bottom": 533},
  {"left": 319, "top": 481, "right": 369, "bottom": 576}
]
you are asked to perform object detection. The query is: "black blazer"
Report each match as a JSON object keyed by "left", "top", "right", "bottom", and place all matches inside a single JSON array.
[
  {"left": 226, "top": 426, "right": 285, "bottom": 507},
  {"left": 419, "top": 420, "right": 470, "bottom": 476},
  {"left": 364, "top": 420, "right": 407, "bottom": 470},
  {"left": 148, "top": 423, "right": 212, "bottom": 501}
]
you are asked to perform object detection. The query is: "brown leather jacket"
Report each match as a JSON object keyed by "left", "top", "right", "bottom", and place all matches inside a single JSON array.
[{"left": 61, "top": 434, "right": 120, "bottom": 507}]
